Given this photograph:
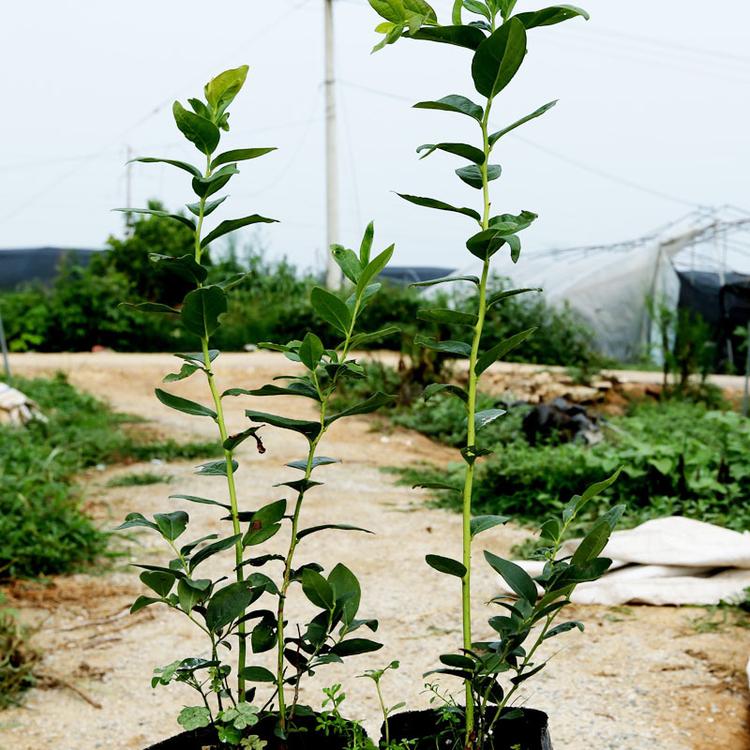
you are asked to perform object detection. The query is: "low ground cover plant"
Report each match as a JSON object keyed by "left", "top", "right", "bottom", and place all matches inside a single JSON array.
[
  {"left": 367, "top": 1, "right": 623, "bottom": 747},
  {"left": 392, "top": 398, "right": 750, "bottom": 535},
  {"left": 116, "top": 67, "right": 398, "bottom": 749},
  {"left": 0, "top": 374, "right": 216, "bottom": 580}
]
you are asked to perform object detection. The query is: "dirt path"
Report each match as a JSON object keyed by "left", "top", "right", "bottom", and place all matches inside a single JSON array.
[{"left": 1, "top": 352, "right": 748, "bottom": 750}]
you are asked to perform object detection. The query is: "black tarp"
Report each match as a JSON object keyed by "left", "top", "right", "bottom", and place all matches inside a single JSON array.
[
  {"left": 0, "top": 247, "right": 99, "bottom": 290},
  {"left": 677, "top": 270, "right": 750, "bottom": 372}
]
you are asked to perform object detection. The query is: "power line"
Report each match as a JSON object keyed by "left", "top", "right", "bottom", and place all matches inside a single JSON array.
[{"left": 339, "top": 80, "right": 704, "bottom": 210}]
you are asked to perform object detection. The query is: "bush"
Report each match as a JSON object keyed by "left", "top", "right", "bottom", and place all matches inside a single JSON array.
[
  {"left": 0, "top": 215, "right": 605, "bottom": 371},
  {"left": 392, "top": 398, "right": 750, "bottom": 534},
  {"left": 0, "top": 375, "right": 219, "bottom": 579}
]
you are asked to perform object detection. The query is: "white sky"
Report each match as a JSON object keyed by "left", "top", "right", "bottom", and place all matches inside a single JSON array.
[{"left": 1, "top": 0, "right": 749, "bottom": 272}]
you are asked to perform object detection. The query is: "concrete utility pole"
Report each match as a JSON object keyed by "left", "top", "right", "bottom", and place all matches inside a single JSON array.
[{"left": 324, "top": 0, "right": 342, "bottom": 290}]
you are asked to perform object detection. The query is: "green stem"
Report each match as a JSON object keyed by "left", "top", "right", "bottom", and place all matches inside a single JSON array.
[
  {"left": 461, "top": 98, "right": 494, "bottom": 748},
  {"left": 275, "top": 312, "right": 359, "bottom": 729},
  {"left": 375, "top": 679, "right": 390, "bottom": 746},
  {"left": 192, "top": 156, "right": 248, "bottom": 701}
]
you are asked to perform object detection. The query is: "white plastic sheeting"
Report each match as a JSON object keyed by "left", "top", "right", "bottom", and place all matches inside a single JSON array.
[{"left": 499, "top": 517, "right": 750, "bottom": 607}]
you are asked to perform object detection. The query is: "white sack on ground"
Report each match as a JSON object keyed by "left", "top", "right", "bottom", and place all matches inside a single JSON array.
[
  {"left": 0, "top": 383, "right": 46, "bottom": 426},
  {"left": 498, "top": 517, "right": 750, "bottom": 607}
]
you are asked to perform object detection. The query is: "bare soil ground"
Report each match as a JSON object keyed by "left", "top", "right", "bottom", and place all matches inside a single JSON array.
[{"left": 1, "top": 352, "right": 748, "bottom": 750}]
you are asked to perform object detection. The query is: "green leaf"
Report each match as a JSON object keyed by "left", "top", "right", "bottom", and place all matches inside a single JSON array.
[
  {"left": 114, "top": 207, "right": 196, "bottom": 231},
  {"left": 186, "top": 195, "right": 227, "bottom": 217},
  {"left": 543, "top": 621, "right": 584, "bottom": 640},
  {"left": 191, "top": 164, "right": 239, "bottom": 199},
  {"left": 155, "top": 388, "right": 217, "bottom": 419},
  {"left": 411, "top": 275, "right": 479, "bottom": 288},
  {"left": 130, "top": 157, "right": 201, "bottom": 178},
  {"left": 173, "top": 101, "right": 220, "bottom": 154},
  {"left": 356, "top": 245, "right": 394, "bottom": 298},
  {"left": 489, "top": 100, "right": 557, "bottom": 146},
  {"left": 287, "top": 456, "right": 339, "bottom": 472},
  {"left": 201, "top": 215, "right": 278, "bottom": 249},
  {"left": 170, "top": 494, "right": 231, "bottom": 510},
  {"left": 116, "top": 512, "right": 158, "bottom": 533},
  {"left": 195, "top": 459, "right": 238, "bottom": 476},
  {"left": 181, "top": 286, "right": 228, "bottom": 338},
  {"left": 149, "top": 253, "right": 208, "bottom": 284},
  {"left": 422, "top": 383, "right": 468, "bottom": 403},
  {"left": 417, "top": 307, "right": 478, "bottom": 326},
  {"left": 121, "top": 302, "right": 178, "bottom": 315},
  {"left": 414, "top": 95, "right": 484, "bottom": 122},
  {"left": 329, "top": 563, "right": 362, "bottom": 625},
  {"left": 466, "top": 228, "right": 517, "bottom": 261},
  {"left": 571, "top": 506, "right": 625, "bottom": 566},
  {"left": 205, "top": 581, "right": 256, "bottom": 632},
  {"left": 243, "top": 523, "right": 281, "bottom": 547},
  {"left": 330, "top": 638, "right": 382, "bottom": 657},
  {"left": 245, "top": 410, "right": 322, "bottom": 441},
  {"left": 310, "top": 287, "right": 352, "bottom": 335},
  {"left": 487, "top": 287, "right": 542, "bottom": 309},
  {"left": 163, "top": 363, "right": 200, "bottom": 383},
  {"left": 414, "top": 335, "right": 472, "bottom": 357},
  {"left": 178, "top": 577, "right": 211, "bottom": 612},
  {"left": 326, "top": 392, "right": 394, "bottom": 423},
  {"left": 332, "top": 244, "right": 363, "bottom": 284},
  {"left": 140, "top": 571, "right": 175, "bottom": 598},
  {"left": 484, "top": 551, "right": 537, "bottom": 602},
  {"left": 211, "top": 147, "right": 276, "bottom": 170},
  {"left": 413, "top": 481, "right": 461, "bottom": 493},
  {"left": 239, "top": 666, "right": 276, "bottom": 683},
  {"left": 223, "top": 426, "right": 265, "bottom": 452},
  {"left": 397, "top": 194, "right": 481, "bottom": 222},
  {"left": 456, "top": 164, "right": 501, "bottom": 189},
  {"left": 470, "top": 515, "right": 510, "bottom": 538},
  {"left": 515, "top": 5, "right": 589, "bottom": 29},
  {"left": 190, "top": 534, "right": 242, "bottom": 571},
  {"left": 417, "top": 142, "right": 485, "bottom": 165},
  {"left": 298, "top": 332, "right": 324, "bottom": 371},
  {"left": 464, "top": 0, "right": 492, "bottom": 19},
  {"left": 426, "top": 554, "right": 467, "bottom": 578},
  {"left": 475, "top": 327, "right": 537, "bottom": 375},
  {"left": 412, "top": 25, "right": 486, "bottom": 50},
  {"left": 359, "top": 221, "right": 375, "bottom": 265},
  {"left": 154, "top": 511, "right": 189, "bottom": 541},
  {"left": 297, "top": 524, "right": 373, "bottom": 541},
  {"left": 349, "top": 326, "right": 401, "bottom": 349},
  {"left": 302, "top": 569, "right": 335, "bottom": 610},
  {"left": 440, "top": 653, "right": 476, "bottom": 669},
  {"left": 475, "top": 408, "right": 506, "bottom": 431},
  {"left": 130, "top": 596, "right": 162, "bottom": 614},
  {"left": 205, "top": 65, "right": 249, "bottom": 114},
  {"left": 471, "top": 17, "right": 527, "bottom": 98},
  {"left": 230, "top": 382, "right": 319, "bottom": 400},
  {"left": 178, "top": 706, "right": 212, "bottom": 732}
]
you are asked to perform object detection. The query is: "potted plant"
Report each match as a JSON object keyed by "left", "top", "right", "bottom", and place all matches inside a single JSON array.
[
  {"left": 366, "top": 2, "right": 623, "bottom": 748},
  {"left": 117, "top": 65, "right": 399, "bottom": 750}
]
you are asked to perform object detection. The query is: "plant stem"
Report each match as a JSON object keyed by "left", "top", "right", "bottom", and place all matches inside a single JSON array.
[
  {"left": 275, "top": 319, "right": 358, "bottom": 729},
  {"left": 192, "top": 158, "right": 248, "bottom": 701},
  {"left": 461, "top": 97, "right": 494, "bottom": 748},
  {"left": 375, "top": 678, "right": 390, "bottom": 746}
]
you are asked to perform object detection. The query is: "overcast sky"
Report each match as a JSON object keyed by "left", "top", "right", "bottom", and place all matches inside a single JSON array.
[{"left": 1, "top": 0, "right": 749, "bottom": 272}]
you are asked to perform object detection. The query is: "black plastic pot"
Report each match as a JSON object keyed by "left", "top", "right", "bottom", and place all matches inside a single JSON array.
[
  {"left": 383, "top": 707, "right": 552, "bottom": 750},
  {"left": 144, "top": 712, "right": 367, "bottom": 750}
]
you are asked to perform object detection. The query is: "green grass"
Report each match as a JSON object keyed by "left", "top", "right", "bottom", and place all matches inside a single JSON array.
[
  {"left": 0, "top": 374, "right": 219, "bottom": 580},
  {"left": 106, "top": 471, "right": 172, "bottom": 487}
]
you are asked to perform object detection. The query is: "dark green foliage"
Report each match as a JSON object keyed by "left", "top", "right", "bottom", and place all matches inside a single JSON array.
[
  {"left": 0, "top": 374, "right": 219, "bottom": 580},
  {"left": 394, "top": 400, "right": 750, "bottom": 533}
]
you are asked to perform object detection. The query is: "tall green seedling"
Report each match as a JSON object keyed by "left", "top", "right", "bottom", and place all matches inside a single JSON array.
[
  {"left": 368, "top": 3, "right": 622, "bottom": 748},
  {"left": 117, "top": 67, "right": 397, "bottom": 746}
]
